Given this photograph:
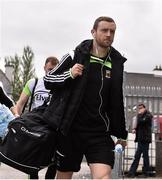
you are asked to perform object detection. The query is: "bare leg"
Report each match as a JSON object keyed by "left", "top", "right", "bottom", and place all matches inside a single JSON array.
[
  {"left": 89, "top": 163, "right": 112, "bottom": 179},
  {"left": 56, "top": 170, "right": 73, "bottom": 179}
]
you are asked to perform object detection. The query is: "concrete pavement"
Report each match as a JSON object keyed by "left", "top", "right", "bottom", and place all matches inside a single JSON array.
[
  {"left": 0, "top": 162, "right": 91, "bottom": 179},
  {"left": 0, "top": 162, "right": 160, "bottom": 179}
]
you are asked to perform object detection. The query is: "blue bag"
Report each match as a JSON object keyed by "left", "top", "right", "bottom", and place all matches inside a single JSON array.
[{"left": 0, "top": 103, "right": 15, "bottom": 137}]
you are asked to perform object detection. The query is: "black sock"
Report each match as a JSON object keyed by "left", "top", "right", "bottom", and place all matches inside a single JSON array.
[{"left": 45, "top": 164, "right": 56, "bottom": 179}]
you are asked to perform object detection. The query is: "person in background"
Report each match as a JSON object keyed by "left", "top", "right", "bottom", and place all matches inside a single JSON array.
[
  {"left": 0, "top": 81, "right": 16, "bottom": 143},
  {"left": 14, "top": 56, "right": 59, "bottom": 115},
  {"left": 0, "top": 81, "right": 15, "bottom": 114},
  {"left": 14, "top": 56, "right": 59, "bottom": 179},
  {"left": 43, "top": 16, "right": 127, "bottom": 179},
  {"left": 127, "top": 103, "right": 153, "bottom": 178}
]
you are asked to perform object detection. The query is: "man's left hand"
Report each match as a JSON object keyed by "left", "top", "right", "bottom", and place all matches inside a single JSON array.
[{"left": 116, "top": 139, "right": 127, "bottom": 148}]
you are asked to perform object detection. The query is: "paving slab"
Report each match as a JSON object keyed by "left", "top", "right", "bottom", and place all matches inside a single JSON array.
[{"left": 0, "top": 162, "right": 90, "bottom": 179}]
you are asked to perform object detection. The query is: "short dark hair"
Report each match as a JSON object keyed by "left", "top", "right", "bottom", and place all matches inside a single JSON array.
[
  {"left": 93, "top": 16, "right": 116, "bottom": 30},
  {"left": 45, "top": 56, "right": 59, "bottom": 66},
  {"left": 138, "top": 103, "right": 146, "bottom": 108}
]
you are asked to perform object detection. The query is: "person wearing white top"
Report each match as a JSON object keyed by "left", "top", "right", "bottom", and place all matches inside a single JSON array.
[{"left": 13, "top": 56, "right": 59, "bottom": 179}]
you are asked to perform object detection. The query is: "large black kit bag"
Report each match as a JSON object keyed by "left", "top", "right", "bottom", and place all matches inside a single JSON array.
[{"left": 0, "top": 104, "right": 57, "bottom": 174}]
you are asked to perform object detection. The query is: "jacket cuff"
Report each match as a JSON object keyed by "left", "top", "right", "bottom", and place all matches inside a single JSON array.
[{"left": 69, "top": 68, "right": 75, "bottom": 79}]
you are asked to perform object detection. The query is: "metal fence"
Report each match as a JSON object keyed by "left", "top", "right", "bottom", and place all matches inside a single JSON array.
[{"left": 124, "top": 133, "right": 156, "bottom": 173}]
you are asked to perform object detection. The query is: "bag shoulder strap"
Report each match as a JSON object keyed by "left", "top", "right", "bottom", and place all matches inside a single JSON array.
[
  {"left": 22, "top": 78, "right": 38, "bottom": 113},
  {"left": 28, "top": 77, "right": 38, "bottom": 112}
]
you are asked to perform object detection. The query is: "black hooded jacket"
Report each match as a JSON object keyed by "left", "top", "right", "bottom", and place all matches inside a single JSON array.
[
  {"left": 0, "top": 84, "right": 14, "bottom": 109},
  {"left": 135, "top": 110, "right": 153, "bottom": 143},
  {"left": 43, "top": 39, "right": 128, "bottom": 139}
]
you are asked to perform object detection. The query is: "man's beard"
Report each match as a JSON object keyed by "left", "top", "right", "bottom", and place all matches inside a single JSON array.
[{"left": 96, "top": 39, "right": 112, "bottom": 49}]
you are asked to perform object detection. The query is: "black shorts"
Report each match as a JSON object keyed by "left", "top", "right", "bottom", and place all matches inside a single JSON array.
[{"left": 56, "top": 131, "right": 115, "bottom": 172}]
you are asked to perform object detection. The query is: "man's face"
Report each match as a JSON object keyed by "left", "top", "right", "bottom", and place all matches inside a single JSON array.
[
  {"left": 44, "top": 62, "right": 56, "bottom": 74},
  {"left": 138, "top": 105, "right": 146, "bottom": 114},
  {"left": 92, "top": 21, "right": 116, "bottom": 48}
]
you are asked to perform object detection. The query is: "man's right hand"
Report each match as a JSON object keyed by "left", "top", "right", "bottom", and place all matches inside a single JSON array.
[
  {"left": 71, "top": 63, "right": 84, "bottom": 78},
  {"left": 132, "top": 129, "right": 136, "bottom": 134}
]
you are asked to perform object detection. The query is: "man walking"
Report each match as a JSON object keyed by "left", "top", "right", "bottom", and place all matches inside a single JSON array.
[{"left": 44, "top": 16, "right": 127, "bottom": 179}]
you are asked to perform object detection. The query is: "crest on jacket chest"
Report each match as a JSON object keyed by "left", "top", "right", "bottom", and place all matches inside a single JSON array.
[{"left": 105, "top": 70, "right": 111, "bottom": 78}]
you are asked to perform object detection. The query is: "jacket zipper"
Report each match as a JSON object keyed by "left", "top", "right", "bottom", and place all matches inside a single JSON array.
[{"left": 98, "top": 65, "right": 109, "bottom": 132}]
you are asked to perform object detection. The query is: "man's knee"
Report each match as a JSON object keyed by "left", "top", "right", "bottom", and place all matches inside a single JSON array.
[
  {"left": 56, "top": 170, "right": 73, "bottom": 179},
  {"left": 89, "top": 163, "right": 112, "bottom": 179}
]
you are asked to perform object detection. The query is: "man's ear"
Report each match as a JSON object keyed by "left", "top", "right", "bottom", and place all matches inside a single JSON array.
[{"left": 91, "top": 29, "right": 96, "bottom": 38}]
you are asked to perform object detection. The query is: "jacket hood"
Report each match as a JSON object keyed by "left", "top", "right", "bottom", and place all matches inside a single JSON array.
[
  {"left": 75, "top": 39, "right": 93, "bottom": 54},
  {"left": 144, "top": 110, "right": 153, "bottom": 118},
  {"left": 111, "top": 47, "right": 127, "bottom": 63}
]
